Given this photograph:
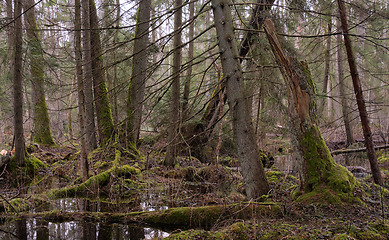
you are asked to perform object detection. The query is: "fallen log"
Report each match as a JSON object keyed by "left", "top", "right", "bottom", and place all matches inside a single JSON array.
[
  {"left": 331, "top": 144, "right": 389, "bottom": 155},
  {"left": 4, "top": 202, "right": 281, "bottom": 229}
]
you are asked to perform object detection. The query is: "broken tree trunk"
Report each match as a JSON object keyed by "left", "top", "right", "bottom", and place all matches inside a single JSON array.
[
  {"left": 263, "top": 19, "right": 356, "bottom": 197},
  {"left": 337, "top": 0, "right": 383, "bottom": 186}
]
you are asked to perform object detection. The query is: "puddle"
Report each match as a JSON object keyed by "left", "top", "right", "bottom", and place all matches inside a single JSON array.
[
  {"left": 0, "top": 196, "right": 171, "bottom": 239},
  {"left": 0, "top": 174, "right": 224, "bottom": 239},
  {"left": 0, "top": 218, "right": 169, "bottom": 240}
]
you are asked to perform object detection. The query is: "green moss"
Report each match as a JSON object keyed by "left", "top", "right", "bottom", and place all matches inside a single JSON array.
[
  {"left": 166, "top": 229, "right": 210, "bottom": 239},
  {"left": 378, "top": 151, "right": 389, "bottom": 164},
  {"left": 302, "top": 126, "right": 336, "bottom": 190},
  {"left": 351, "top": 228, "right": 385, "bottom": 240},
  {"left": 371, "top": 222, "right": 389, "bottom": 236},
  {"left": 332, "top": 234, "right": 356, "bottom": 240},
  {"left": 297, "top": 126, "right": 358, "bottom": 204},
  {"left": 137, "top": 203, "right": 281, "bottom": 228},
  {"left": 8, "top": 198, "right": 29, "bottom": 212},
  {"left": 0, "top": 196, "right": 46, "bottom": 213},
  {"left": 50, "top": 164, "right": 140, "bottom": 198},
  {"left": 266, "top": 170, "right": 283, "bottom": 183},
  {"left": 25, "top": 155, "right": 48, "bottom": 175},
  {"left": 94, "top": 160, "right": 110, "bottom": 170}
]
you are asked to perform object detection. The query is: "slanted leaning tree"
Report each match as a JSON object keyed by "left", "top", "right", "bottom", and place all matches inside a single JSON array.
[
  {"left": 212, "top": 0, "right": 270, "bottom": 199},
  {"left": 337, "top": 0, "right": 383, "bottom": 186},
  {"left": 264, "top": 19, "right": 356, "bottom": 201},
  {"left": 24, "top": 0, "right": 55, "bottom": 145}
]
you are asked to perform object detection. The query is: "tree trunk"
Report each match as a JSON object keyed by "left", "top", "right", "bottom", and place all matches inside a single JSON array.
[
  {"left": 164, "top": 0, "right": 182, "bottom": 167},
  {"left": 75, "top": 0, "right": 89, "bottom": 181},
  {"left": 336, "top": 20, "right": 354, "bottom": 147},
  {"left": 89, "top": 0, "right": 115, "bottom": 145},
  {"left": 181, "top": 0, "right": 194, "bottom": 121},
  {"left": 212, "top": 0, "right": 270, "bottom": 199},
  {"left": 239, "top": 0, "right": 275, "bottom": 60},
  {"left": 188, "top": 0, "right": 275, "bottom": 161},
  {"left": 13, "top": 0, "right": 25, "bottom": 166},
  {"left": 112, "top": 0, "right": 120, "bottom": 125},
  {"left": 24, "top": 0, "right": 55, "bottom": 146},
  {"left": 337, "top": 0, "right": 383, "bottom": 186},
  {"left": 319, "top": 21, "right": 331, "bottom": 116},
  {"left": 81, "top": 0, "right": 98, "bottom": 152},
  {"left": 6, "top": 0, "right": 13, "bottom": 69},
  {"left": 127, "top": 0, "right": 151, "bottom": 145},
  {"left": 264, "top": 19, "right": 355, "bottom": 196}
]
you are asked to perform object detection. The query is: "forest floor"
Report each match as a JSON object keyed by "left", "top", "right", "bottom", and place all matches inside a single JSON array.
[{"left": 0, "top": 141, "right": 389, "bottom": 239}]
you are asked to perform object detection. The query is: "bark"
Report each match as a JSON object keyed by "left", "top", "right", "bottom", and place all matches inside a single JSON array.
[
  {"left": 336, "top": 20, "right": 354, "bottom": 147},
  {"left": 181, "top": 0, "right": 194, "bottom": 121},
  {"left": 75, "top": 0, "right": 89, "bottom": 181},
  {"left": 337, "top": 0, "right": 383, "bottom": 186},
  {"left": 202, "top": 0, "right": 274, "bottom": 126},
  {"left": 319, "top": 21, "right": 331, "bottom": 116},
  {"left": 239, "top": 0, "right": 275, "bottom": 60},
  {"left": 89, "top": 0, "right": 115, "bottom": 145},
  {"left": 127, "top": 0, "right": 151, "bottom": 145},
  {"left": 164, "top": 0, "right": 182, "bottom": 167},
  {"left": 212, "top": 0, "right": 270, "bottom": 199},
  {"left": 81, "top": 0, "right": 98, "bottom": 152},
  {"left": 264, "top": 19, "right": 355, "bottom": 194},
  {"left": 24, "top": 0, "right": 55, "bottom": 145},
  {"left": 112, "top": 0, "right": 120, "bottom": 125},
  {"left": 13, "top": 0, "right": 25, "bottom": 166},
  {"left": 6, "top": 0, "right": 13, "bottom": 67},
  {"left": 188, "top": 0, "right": 275, "bottom": 161}
]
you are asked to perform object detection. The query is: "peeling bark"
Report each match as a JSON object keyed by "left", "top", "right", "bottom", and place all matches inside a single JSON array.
[{"left": 264, "top": 19, "right": 355, "bottom": 195}]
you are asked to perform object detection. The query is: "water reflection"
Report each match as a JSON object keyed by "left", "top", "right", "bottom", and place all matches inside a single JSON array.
[
  {"left": 0, "top": 219, "right": 169, "bottom": 240},
  {"left": 0, "top": 197, "right": 169, "bottom": 240}
]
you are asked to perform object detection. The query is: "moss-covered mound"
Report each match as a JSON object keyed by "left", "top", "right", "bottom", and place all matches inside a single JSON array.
[{"left": 50, "top": 164, "right": 140, "bottom": 198}]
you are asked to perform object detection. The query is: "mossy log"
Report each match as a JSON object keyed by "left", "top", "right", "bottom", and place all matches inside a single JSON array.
[
  {"left": 50, "top": 165, "right": 140, "bottom": 198},
  {"left": 264, "top": 19, "right": 357, "bottom": 203},
  {"left": 14, "top": 202, "right": 280, "bottom": 228}
]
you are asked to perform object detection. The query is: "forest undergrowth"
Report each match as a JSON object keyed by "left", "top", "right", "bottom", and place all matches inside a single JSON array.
[{"left": 0, "top": 140, "right": 389, "bottom": 239}]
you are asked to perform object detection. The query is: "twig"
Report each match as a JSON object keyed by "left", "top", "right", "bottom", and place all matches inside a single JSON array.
[{"left": 0, "top": 227, "right": 19, "bottom": 239}]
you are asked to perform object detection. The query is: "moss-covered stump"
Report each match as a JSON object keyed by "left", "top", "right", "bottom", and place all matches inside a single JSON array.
[
  {"left": 49, "top": 164, "right": 140, "bottom": 198},
  {"left": 293, "top": 126, "right": 360, "bottom": 205},
  {"left": 7, "top": 154, "right": 48, "bottom": 187}
]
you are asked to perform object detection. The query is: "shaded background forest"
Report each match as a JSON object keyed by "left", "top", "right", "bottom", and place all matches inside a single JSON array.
[{"left": 0, "top": 0, "right": 388, "bottom": 165}]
